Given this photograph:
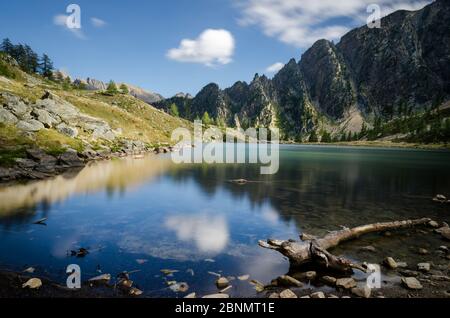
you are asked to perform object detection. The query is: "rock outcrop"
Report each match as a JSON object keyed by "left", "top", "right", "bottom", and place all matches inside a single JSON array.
[{"left": 0, "top": 91, "right": 118, "bottom": 141}]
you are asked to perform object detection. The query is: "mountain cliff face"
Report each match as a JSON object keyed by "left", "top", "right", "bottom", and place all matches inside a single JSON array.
[{"left": 155, "top": 0, "right": 450, "bottom": 141}]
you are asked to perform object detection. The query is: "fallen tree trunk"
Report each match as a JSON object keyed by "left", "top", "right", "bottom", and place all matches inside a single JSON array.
[{"left": 259, "top": 218, "right": 432, "bottom": 273}]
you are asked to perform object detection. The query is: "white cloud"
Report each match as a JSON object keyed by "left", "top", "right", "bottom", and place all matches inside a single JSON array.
[
  {"left": 53, "top": 14, "right": 86, "bottom": 39},
  {"left": 266, "top": 62, "right": 284, "bottom": 73},
  {"left": 237, "top": 0, "right": 432, "bottom": 48},
  {"left": 91, "top": 17, "right": 107, "bottom": 28},
  {"left": 167, "top": 29, "right": 235, "bottom": 67}
]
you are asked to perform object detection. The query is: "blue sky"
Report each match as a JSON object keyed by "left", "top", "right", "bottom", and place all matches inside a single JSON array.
[{"left": 0, "top": 0, "right": 431, "bottom": 97}]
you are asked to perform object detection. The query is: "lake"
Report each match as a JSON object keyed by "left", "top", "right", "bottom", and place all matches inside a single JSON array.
[{"left": 0, "top": 145, "right": 449, "bottom": 297}]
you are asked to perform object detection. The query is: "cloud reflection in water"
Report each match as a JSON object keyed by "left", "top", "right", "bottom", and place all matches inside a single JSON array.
[{"left": 165, "top": 214, "right": 229, "bottom": 254}]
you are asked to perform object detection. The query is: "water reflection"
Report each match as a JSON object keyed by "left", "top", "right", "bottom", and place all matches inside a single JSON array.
[
  {"left": 0, "top": 155, "right": 173, "bottom": 218},
  {"left": 0, "top": 145, "right": 449, "bottom": 297},
  {"left": 165, "top": 214, "right": 229, "bottom": 253}
]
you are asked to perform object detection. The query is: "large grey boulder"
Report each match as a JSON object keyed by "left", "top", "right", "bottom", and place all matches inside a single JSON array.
[
  {"left": 56, "top": 123, "right": 78, "bottom": 138},
  {"left": 1, "top": 92, "right": 30, "bottom": 118},
  {"left": 16, "top": 119, "right": 44, "bottom": 132},
  {"left": 32, "top": 109, "right": 60, "bottom": 128},
  {"left": 58, "top": 149, "right": 84, "bottom": 167},
  {"left": 0, "top": 108, "right": 18, "bottom": 124},
  {"left": 34, "top": 91, "right": 79, "bottom": 122}
]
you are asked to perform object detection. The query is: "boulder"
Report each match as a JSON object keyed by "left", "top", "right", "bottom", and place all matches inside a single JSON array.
[
  {"left": 32, "top": 109, "right": 59, "bottom": 128},
  {"left": 336, "top": 278, "right": 357, "bottom": 289},
  {"left": 401, "top": 277, "right": 423, "bottom": 290},
  {"left": 58, "top": 149, "right": 84, "bottom": 167},
  {"left": 26, "top": 148, "right": 57, "bottom": 165},
  {"left": 56, "top": 123, "right": 78, "bottom": 138},
  {"left": 35, "top": 92, "right": 79, "bottom": 121},
  {"left": 0, "top": 108, "right": 18, "bottom": 124},
  {"left": 16, "top": 119, "right": 44, "bottom": 132},
  {"left": 279, "top": 289, "right": 297, "bottom": 298},
  {"left": 351, "top": 285, "right": 371, "bottom": 298},
  {"left": 14, "top": 158, "right": 37, "bottom": 169},
  {"left": 1, "top": 93, "right": 30, "bottom": 117}
]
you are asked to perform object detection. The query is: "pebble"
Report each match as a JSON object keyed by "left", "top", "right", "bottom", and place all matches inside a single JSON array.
[
  {"left": 360, "top": 246, "right": 376, "bottom": 252},
  {"left": 351, "top": 285, "right": 371, "bottom": 298},
  {"left": 417, "top": 263, "right": 431, "bottom": 272},
  {"left": 336, "top": 278, "right": 357, "bottom": 289},
  {"left": 279, "top": 289, "right": 298, "bottom": 298},
  {"left": 310, "top": 291, "right": 326, "bottom": 298},
  {"left": 277, "top": 275, "right": 303, "bottom": 287},
  {"left": 184, "top": 292, "right": 196, "bottom": 298},
  {"left": 216, "top": 277, "right": 230, "bottom": 289},
  {"left": 238, "top": 274, "right": 250, "bottom": 281},
  {"left": 321, "top": 276, "right": 337, "bottom": 285},
  {"left": 203, "top": 293, "right": 230, "bottom": 299},
  {"left": 418, "top": 248, "right": 429, "bottom": 255},
  {"left": 383, "top": 257, "right": 398, "bottom": 269},
  {"left": 22, "top": 278, "right": 42, "bottom": 289}
]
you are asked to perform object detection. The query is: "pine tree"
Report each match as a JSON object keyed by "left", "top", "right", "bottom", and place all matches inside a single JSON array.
[
  {"left": 39, "top": 54, "right": 54, "bottom": 79},
  {"left": 119, "top": 83, "right": 129, "bottom": 94},
  {"left": 106, "top": 80, "right": 118, "bottom": 94},
  {"left": 202, "top": 111, "right": 212, "bottom": 125},
  {"left": 169, "top": 103, "right": 179, "bottom": 117},
  {"left": 0, "top": 38, "right": 14, "bottom": 55},
  {"left": 24, "top": 45, "right": 39, "bottom": 73},
  {"left": 308, "top": 130, "right": 318, "bottom": 143},
  {"left": 321, "top": 131, "right": 331, "bottom": 143}
]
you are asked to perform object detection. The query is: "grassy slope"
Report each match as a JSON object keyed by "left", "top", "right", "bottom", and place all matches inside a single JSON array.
[{"left": 0, "top": 59, "right": 192, "bottom": 165}]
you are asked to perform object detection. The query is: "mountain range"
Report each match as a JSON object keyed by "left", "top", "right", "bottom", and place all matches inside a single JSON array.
[{"left": 155, "top": 0, "right": 450, "bottom": 141}]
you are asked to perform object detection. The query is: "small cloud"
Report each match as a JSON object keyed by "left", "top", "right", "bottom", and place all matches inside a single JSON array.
[
  {"left": 53, "top": 14, "right": 86, "bottom": 39},
  {"left": 167, "top": 29, "right": 235, "bottom": 67},
  {"left": 91, "top": 17, "right": 107, "bottom": 28},
  {"left": 266, "top": 62, "right": 284, "bottom": 73}
]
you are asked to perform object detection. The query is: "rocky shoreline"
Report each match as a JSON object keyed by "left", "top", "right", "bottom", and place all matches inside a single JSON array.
[{"left": 0, "top": 143, "right": 174, "bottom": 184}]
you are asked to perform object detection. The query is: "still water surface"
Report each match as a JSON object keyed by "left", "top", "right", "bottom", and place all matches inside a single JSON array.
[{"left": 0, "top": 145, "right": 449, "bottom": 297}]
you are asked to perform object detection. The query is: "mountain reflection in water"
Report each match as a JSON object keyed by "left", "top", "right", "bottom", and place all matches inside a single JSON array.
[{"left": 0, "top": 145, "right": 449, "bottom": 297}]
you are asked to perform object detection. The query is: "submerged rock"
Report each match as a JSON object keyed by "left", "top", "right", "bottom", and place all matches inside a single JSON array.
[
  {"left": 216, "top": 277, "right": 229, "bottom": 289},
  {"left": 277, "top": 275, "right": 303, "bottom": 287},
  {"left": 401, "top": 277, "right": 423, "bottom": 290},
  {"left": 383, "top": 257, "right": 398, "bottom": 269},
  {"left": 417, "top": 263, "right": 431, "bottom": 272},
  {"left": 22, "top": 278, "right": 42, "bottom": 289}
]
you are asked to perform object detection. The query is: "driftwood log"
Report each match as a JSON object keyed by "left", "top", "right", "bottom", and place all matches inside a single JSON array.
[{"left": 259, "top": 218, "right": 432, "bottom": 273}]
